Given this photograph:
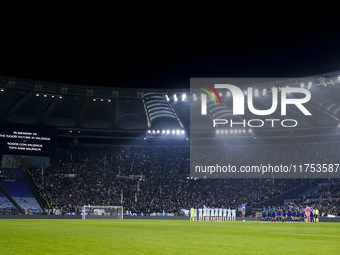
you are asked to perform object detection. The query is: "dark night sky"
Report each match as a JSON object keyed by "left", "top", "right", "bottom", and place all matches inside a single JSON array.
[{"left": 1, "top": 20, "right": 340, "bottom": 90}]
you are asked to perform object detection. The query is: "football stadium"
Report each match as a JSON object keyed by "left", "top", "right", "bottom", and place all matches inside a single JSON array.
[{"left": 0, "top": 69, "right": 340, "bottom": 254}]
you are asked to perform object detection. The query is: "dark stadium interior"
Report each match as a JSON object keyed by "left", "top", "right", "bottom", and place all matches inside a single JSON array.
[
  {"left": 1, "top": 19, "right": 340, "bottom": 219},
  {"left": 1, "top": 72, "right": 340, "bottom": 218}
]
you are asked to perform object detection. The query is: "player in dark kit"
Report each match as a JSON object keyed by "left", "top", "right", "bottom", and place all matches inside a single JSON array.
[
  {"left": 310, "top": 208, "right": 314, "bottom": 222},
  {"left": 271, "top": 208, "right": 276, "bottom": 223},
  {"left": 287, "top": 205, "right": 292, "bottom": 223},
  {"left": 291, "top": 209, "right": 296, "bottom": 223},
  {"left": 261, "top": 204, "right": 267, "bottom": 223},
  {"left": 266, "top": 209, "right": 271, "bottom": 223},
  {"left": 282, "top": 207, "right": 287, "bottom": 223},
  {"left": 295, "top": 207, "right": 300, "bottom": 223},
  {"left": 276, "top": 204, "right": 282, "bottom": 223},
  {"left": 299, "top": 206, "right": 305, "bottom": 223}
]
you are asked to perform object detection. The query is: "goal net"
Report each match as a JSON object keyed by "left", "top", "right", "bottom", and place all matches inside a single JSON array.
[{"left": 82, "top": 205, "right": 123, "bottom": 219}]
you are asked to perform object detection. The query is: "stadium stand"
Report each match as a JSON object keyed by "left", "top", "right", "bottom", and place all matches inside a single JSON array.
[
  {"left": 0, "top": 179, "right": 42, "bottom": 213},
  {"left": 0, "top": 189, "right": 14, "bottom": 209},
  {"left": 284, "top": 179, "right": 340, "bottom": 216},
  {"left": 25, "top": 143, "right": 335, "bottom": 216},
  {"left": 1, "top": 72, "right": 340, "bottom": 217}
]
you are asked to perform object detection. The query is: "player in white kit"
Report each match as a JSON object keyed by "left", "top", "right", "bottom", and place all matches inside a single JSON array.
[
  {"left": 214, "top": 207, "right": 219, "bottom": 221},
  {"left": 222, "top": 208, "right": 227, "bottom": 221},
  {"left": 218, "top": 208, "right": 223, "bottom": 221},
  {"left": 231, "top": 208, "right": 236, "bottom": 221},
  {"left": 210, "top": 207, "right": 215, "bottom": 221},
  {"left": 227, "top": 207, "right": 232, "bottom": 221},
  {"left": 205, "top": 207, "right": 210, "bottom": 221},
  {"left": 198, "top": 208, "right": 203, "bottom": 221}
]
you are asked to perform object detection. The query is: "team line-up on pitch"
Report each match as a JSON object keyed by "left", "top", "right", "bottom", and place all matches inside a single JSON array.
[
  {"left": 190, "top": 206, "right": 237, "bottom": 221},
  {"left": 194, "top": 163, "right": 340, "bottom": 175}
]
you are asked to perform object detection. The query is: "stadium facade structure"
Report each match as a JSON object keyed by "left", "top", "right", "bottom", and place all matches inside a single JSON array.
[
  {"left": 1, "top": 72, "right": 340, "bottom": 218},
  {"left": 1, "top": 72, "right": 340, "bottom": 145},
  {"left": 0, "top": 75, "right": 189, "bottom": 145}
]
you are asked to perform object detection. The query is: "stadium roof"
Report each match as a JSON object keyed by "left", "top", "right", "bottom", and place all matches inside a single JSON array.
[
  {"left": 1, "top": 71, "right": 340, "bottom": 143},
  {"left": 0, "top": 75, "right": 189, "bottom": 142}
]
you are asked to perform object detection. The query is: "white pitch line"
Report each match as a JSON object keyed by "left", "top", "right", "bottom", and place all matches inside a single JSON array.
[{"left": 271, "top": 232, "right": 340, "bottom": 238}]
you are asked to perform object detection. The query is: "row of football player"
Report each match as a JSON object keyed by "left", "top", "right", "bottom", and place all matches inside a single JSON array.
[
  {"left": 261, "top": 204, "right": 320, "bottom": 223},
  {"left": 190, "top": 207, "right": 237, "bottom": 221}
]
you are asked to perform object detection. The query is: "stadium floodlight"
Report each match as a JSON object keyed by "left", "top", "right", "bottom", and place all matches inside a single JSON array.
[
  {"left": 193, "top": 94, "right": 197, "bottom": 101},
  {"left": 165, "top": 95, "right": 170, "bottom": 101},
  {"left": 225, "top": 129, "right": 228, "bottom": 134},
  {"left": 167, "top": 130, "right": 170, "bottom": 134},
  {"left": 249, "top": 129, "right": 253, "bottom": 133},
  {"left": 82, "top": 205, "right": 123, "bottom": 220},
  {"left": 262, "top": 88, "right": 267, "bottom": 96},
  {"left": 156, "top": 130, "right": 160, "bottom": 134},
  {"left": 148, "top": 130, "right": 151, "bottom": 134},
  {"left": 172, "top": 130, "right": 176, "bottom": 134},
  {"left": 182, "top": 93, "right": 186, "bottom": 101},
  {"left": 152, "top": 130, "right": 155, "bottom": 134},
  {"left": 300, "top": 83, "right": 305, "bottom": 88},
  {"left": 162, "top": 130, "right": 165, "bottom": 134},
  {"left": 254, "top": 88, "right": 259, "bottom": 97},
  {"left": 226, "top": 91, "right": 231, "bottom": 97},
  {"left": 36, "top": 94, "right": 39, "bottom": 96},
  {"left": 216, "top": 129, "right": 220, "bottom": 134},
  {"left": 181, "top": 130, "right": 185, "bottom": 135},
  {"left": 176, "top": 129, "right": 180, "bottom": 135}
]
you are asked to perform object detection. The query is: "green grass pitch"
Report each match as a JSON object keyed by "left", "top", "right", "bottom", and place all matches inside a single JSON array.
[{"left": 0, "top": 219, "right": 339, "bottom": 254}]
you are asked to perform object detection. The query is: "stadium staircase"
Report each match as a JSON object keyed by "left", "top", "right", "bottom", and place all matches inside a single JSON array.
[
  {"left": 23, "top": 170, "right": 49, "bottom": 210},
  {"left": 299, "top": 185, "right": 319, "bottom": 197},
  {"left": 0, "top": 181, "right": 22, "bottom": 212},
  {"left": 0, "top": 169, "right": 48, "bottom": 213},
  {"left": 251, "top": 179, "right": 313, "bottom": 209}
]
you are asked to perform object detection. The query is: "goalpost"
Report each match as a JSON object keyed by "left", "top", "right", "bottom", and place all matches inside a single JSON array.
[{"left": 82, "top": 205, "right": 123, "bottom": 219}]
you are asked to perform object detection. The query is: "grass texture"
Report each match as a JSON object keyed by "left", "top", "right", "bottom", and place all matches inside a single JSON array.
[{"left": 0, "top": 219, "right": 339, "bottom": 254}]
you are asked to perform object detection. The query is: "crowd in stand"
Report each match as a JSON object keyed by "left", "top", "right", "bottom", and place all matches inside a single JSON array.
[
  {"left": 285, "top": 179, "right": 340, "bottom": 216},
  {"left": 27, "top": 142, "right": 340, "bottom": 216}
]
